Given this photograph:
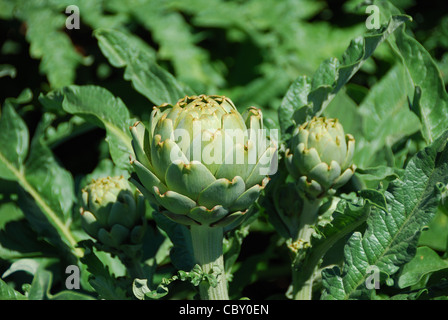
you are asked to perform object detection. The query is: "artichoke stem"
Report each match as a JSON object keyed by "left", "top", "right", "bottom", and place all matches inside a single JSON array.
[
  {"left": 296, "top": 198, "right": 321, "bottom": 244},
  {"left": 292, "top": 270, "right": 315, "bottom": 300},
  {"left": 190, "top": 224, "right": 229, "bottom": 300},
  {"left": 292, "top": 198, "right": 322, "bottom": 300}
]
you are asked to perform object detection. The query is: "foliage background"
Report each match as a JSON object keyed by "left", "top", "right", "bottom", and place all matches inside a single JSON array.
[{"left": 0, "top": 0, "right": 448, "bottom": 300}]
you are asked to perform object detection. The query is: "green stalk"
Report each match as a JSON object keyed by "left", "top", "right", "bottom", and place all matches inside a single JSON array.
[
  {"left": 190, "top": 225, "right": 229, "bottom": 300},
  {"left": 291, "top": 198, "right": 321, "bottom": 300}
]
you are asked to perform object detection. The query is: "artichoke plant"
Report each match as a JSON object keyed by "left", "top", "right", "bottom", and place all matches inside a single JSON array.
[
  {"left": 80, "top": 176, "right": 146, "bottom": 257},
  {"left": 285, "top": 117, "right": 355, "bottom": 200},
  {"left": 129, "top": 95, "right": 277, "bottom": 228},
  {"left": 284, "top": 117, "right": 355, "bottom": 300}
]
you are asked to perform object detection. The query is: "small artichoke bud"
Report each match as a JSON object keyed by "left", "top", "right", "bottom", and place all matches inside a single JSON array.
[
  {"left": 80, "top": 176, "right": 146, "bottom": 255},
  {"left": 285, "top": 117, "right": 356, "bottom": 199}
]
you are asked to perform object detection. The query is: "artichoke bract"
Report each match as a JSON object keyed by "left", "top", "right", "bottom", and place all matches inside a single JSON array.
[
  {"left": 285, "top": 117, "right": 355, "bottom": 200},
  {"left": 130, "top": 95, "right": 277, "bottom": 228},
  {"left": 80, "top": 176, "right": 146, "bottom": 253}
]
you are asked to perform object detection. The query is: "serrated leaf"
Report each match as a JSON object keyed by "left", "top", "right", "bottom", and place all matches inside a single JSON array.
[
  {"left": 13, "top": 261, "right": 95, "bottom": 300},
  {"left": 16, "top": 2, "right": 84, "bottom": 88},
  {"left": 354, "top": 64, "right": 420, "bottom": 168},
  {"left": 125, "top": 1, "right": 223, "bottom": 92},
  {"left": 24, "top": 114, "right": 75, "bottom": 224},
  {"left": 94, "top": 28, "right": 194, "bottom": 106},
  {"left": 279, "top": 14, "right": 410, "bottom": 134},
  {"left": 391, "top": 27, "right": 448, "bottom": 144},
  {"left": 279, "top": 76, "right": 311, "bottom": 136},
  {"left": 0, "top": 102, "right": 81, "bottom": 258},
  {"left": 78, "top": 240, "right": 128, "bottom": 300},
  {"left": 133, "top": 278, "right": 153, "bottom": 300},
  {"left": 17, "top": 113, "right": 78, "bottom": 255},
  {"left": 60, "top": 85, "right": 134, "bottom": 171},
  {"left": 321, "top": 131, "right": 448, "bottom": 300}
]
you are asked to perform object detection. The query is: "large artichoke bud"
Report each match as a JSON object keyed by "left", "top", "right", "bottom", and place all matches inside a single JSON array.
[
  {"left": 285, "top": 117, "right": 355, "bottom": 200},
  {"left": 80, "top": 176, "right": 146, "bottom": 255},
  {"left": 129, "top": 95, "right": 277, "bottom": 228}
]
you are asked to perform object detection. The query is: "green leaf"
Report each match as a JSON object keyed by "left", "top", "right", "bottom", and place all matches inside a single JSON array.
[
  {"left": 75, "top": 0, "right": 126, "bottom": 30},
  {"left": 0, "top": 220, "right": 57, "bottom": 260},
  {"left": 60, "top": 85, "right": 134, "bottom": 171},
  {"left": 133, "top": 278, "right": 153, "bottom": 300},
  {"left": 358, "top": 190, "right": 388, "bottom": 212},
  {"left": 25, "top": 114, "right": 75, "bottom": 223},
  {"left": 17, "top": 113, "right": 78, "bottom": 255},
  {"left": 279, "top": 76, "right": 311, "bottom": 136},
  {"left": 2, "top": 258, "right": 40, "bottom": 278},
  {"left": 391, "top": 27, "right": 448, "bottom": 144},
  {"left": 0, "top": 101, "right": 81, "bottom": 258},
  {"left": 7, "top": 260, "right": 95, "bottom": 300},
  {"left": 0, "top": 277, "right": 27, "bottom": 300},
  {"left": 134, "top": 264, "right": 215, "bottom": 300},
  {"left": 94, "top": 28, "right": 156, "bottom": 69},
  {"left": 78, "top": 240, "right": 128, "bottom": 300},
  {"left": 0, "top": 64, "right": 16, "bottom": 78},
  {"left": 398, "top": 246, "right": 448, "bottom": 289},
  {"left": 15, "top": 2, "right": 84, "bottom": 88},
  {"left": 321, "top": 131, "right": 448, "bottom": 299},
  {"left": 94, "top": 28, "right": 194, "bottom": 106},
  {"left": 123, "top": 0, "right": 223, "bottom": 92},
  {"left": 355, "top": 166, "right": 400, "bottom": 183},
  {"left": 27, "top": 267, "right": 52, "bottom": 300},
  {"left": 223, "top": 224, "right": 250, "bottom": 275},
  {"left": 354, "top": 64, "right": 420, "bottom": 168},
  {"left": 152, "top": 211, "right": 195, "bottom": 271},
  {"left": 418, "top": 210, "right": 448, "bottom": 252},
  {"left": 0, "top": 103, "right": 29, "bottom": 181},
  {"left": 279, "top": 14, "right": 411, "bottom": 135}
]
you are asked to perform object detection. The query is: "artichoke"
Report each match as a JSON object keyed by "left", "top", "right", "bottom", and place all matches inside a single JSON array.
[
  {"left": 285, "top": 117, "right": 355, "bottom": 199},
  {"left": 129, "top": 95, "right": 277, "bottom": 228},
  {"left": 80, "top": 176, "right": 146, "bottom": 254}
]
